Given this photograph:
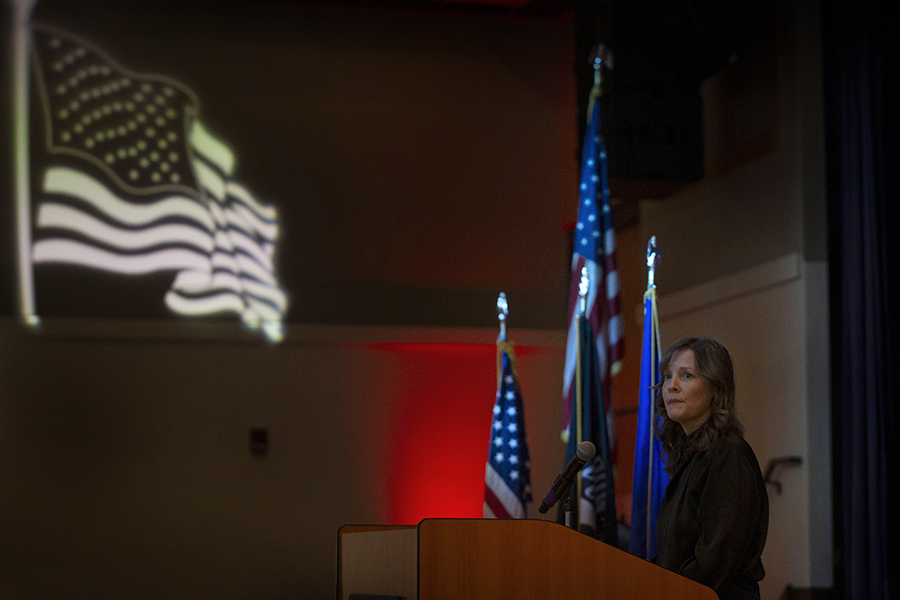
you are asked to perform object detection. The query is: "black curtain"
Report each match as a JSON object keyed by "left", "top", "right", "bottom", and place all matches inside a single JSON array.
[{"left": 823, "top": 0, "right": 900, "bottom": 598}]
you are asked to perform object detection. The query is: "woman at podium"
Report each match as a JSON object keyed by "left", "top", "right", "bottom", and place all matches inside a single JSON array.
[{"left": 653, "top": 337, "right": 768, "bottom": 600}]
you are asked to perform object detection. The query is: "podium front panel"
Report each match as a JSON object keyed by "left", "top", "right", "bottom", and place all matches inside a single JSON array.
[
  {"left": 416, "top": 519, "right": 717, "bottom": 600},
  {"left": 339, "top": 525, "right": 417, "bottom": 600}
]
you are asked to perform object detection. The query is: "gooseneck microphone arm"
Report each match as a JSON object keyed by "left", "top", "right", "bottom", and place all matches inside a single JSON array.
[{"left": 537, "top": 441, "right": 596, "bottom": 514}]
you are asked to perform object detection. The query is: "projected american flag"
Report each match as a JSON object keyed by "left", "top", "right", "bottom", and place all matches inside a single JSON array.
[{"left": 29, "top": 24, "right": 286, "bottom": 340}]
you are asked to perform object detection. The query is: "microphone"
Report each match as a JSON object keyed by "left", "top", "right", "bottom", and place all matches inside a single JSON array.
[{"left": 538, "top": 441, "right": 596, "bottom": 514}]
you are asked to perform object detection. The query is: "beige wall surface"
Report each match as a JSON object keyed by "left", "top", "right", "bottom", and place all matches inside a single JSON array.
[
  {"left": 656, "top": 255, "right": 831, "bottom": 598},
  {"left": 640, "top": 0, "right": 832, "bottom": 595},
  {"left": 642, "top": 0, "right": 826, "bottom": 294}
]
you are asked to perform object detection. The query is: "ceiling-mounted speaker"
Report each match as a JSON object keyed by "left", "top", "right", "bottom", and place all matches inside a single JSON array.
[{"left": 598, "top": 75, "right": 704, "bottom": 188}]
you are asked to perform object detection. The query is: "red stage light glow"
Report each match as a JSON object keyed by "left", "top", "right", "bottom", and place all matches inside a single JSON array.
[{"left": 368, "top": 342, "right": 538, "bottom": 525}]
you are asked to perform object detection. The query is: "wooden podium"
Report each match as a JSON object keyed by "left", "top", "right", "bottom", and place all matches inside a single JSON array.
[{"left": 337, "top": 518, "right": 717, "bottom": 600}]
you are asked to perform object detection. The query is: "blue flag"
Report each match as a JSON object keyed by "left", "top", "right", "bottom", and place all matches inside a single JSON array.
[
  {"left": 484, "top": 340, "right": 533, "bottom": 519},
  {"left": 628, "top": 288, "right": 669, "bottom": 559}
]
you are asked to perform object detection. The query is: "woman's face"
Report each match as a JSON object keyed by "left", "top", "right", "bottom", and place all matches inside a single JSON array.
[{"left": 662, "top": 349, "right": 713, "bottom": 435}]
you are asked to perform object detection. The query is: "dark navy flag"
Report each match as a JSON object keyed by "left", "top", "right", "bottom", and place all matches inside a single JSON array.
[
  {"left": 560, "top": 316, "right": 617, "bottom": 544},
  {"left": 629, "top": 287, "right": 669, "bottom": 559},
  {"left": 28, "top": 24, "right": 286, "bottom": 341},
  {"left": 484, "top": 340, "right": 533, "bottom": 519}
]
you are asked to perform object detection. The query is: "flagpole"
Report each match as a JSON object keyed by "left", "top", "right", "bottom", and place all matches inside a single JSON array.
[
  {"left": 496, "top": 292, "right": 509, "bottom": 388},
  {"left": 496, "top": 293, "right": 520, "bottom": 401},
  {"left": 645, "top": 236, "right": 659, "bottom": 553},
  {"left": 571, "top": 45, "right": 608, "bottom": 531},
  {"left": 574, "top": 266, "right": 590, "bottom": 528},
  {"left": 11, "top": 0, "right": 38, "bottom": 325},
  {"left": 587, "top": 44, "right": 612, "bottom": 124},
  {"left": 497, "top": 292, "right": 508, "bottom": 343}
]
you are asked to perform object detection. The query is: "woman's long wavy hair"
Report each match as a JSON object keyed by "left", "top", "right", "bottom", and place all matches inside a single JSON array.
[{"left": 654, "top": 337, "right": 744, "bottom": 475}]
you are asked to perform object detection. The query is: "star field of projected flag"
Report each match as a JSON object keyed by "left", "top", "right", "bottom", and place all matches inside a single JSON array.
[
  {"left": 29, "top": 24, "right": 286, "bottom": 341},
  {"left": 562, "top": 99, "right": 624, "bottom": 455},
  {"left": 484, "top": 343, "right": 533, "bottom": 519}
]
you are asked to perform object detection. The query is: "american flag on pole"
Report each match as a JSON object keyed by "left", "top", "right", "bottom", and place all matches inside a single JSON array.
[
  {"left": 562, "top": 98, "right": 624, "bottom": 457},
  {"left": 28, "top": 24, "right": 287, "bottom": 341},
  {"left": 484, "top": 339, "right": 533, "bottom": 519}
]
